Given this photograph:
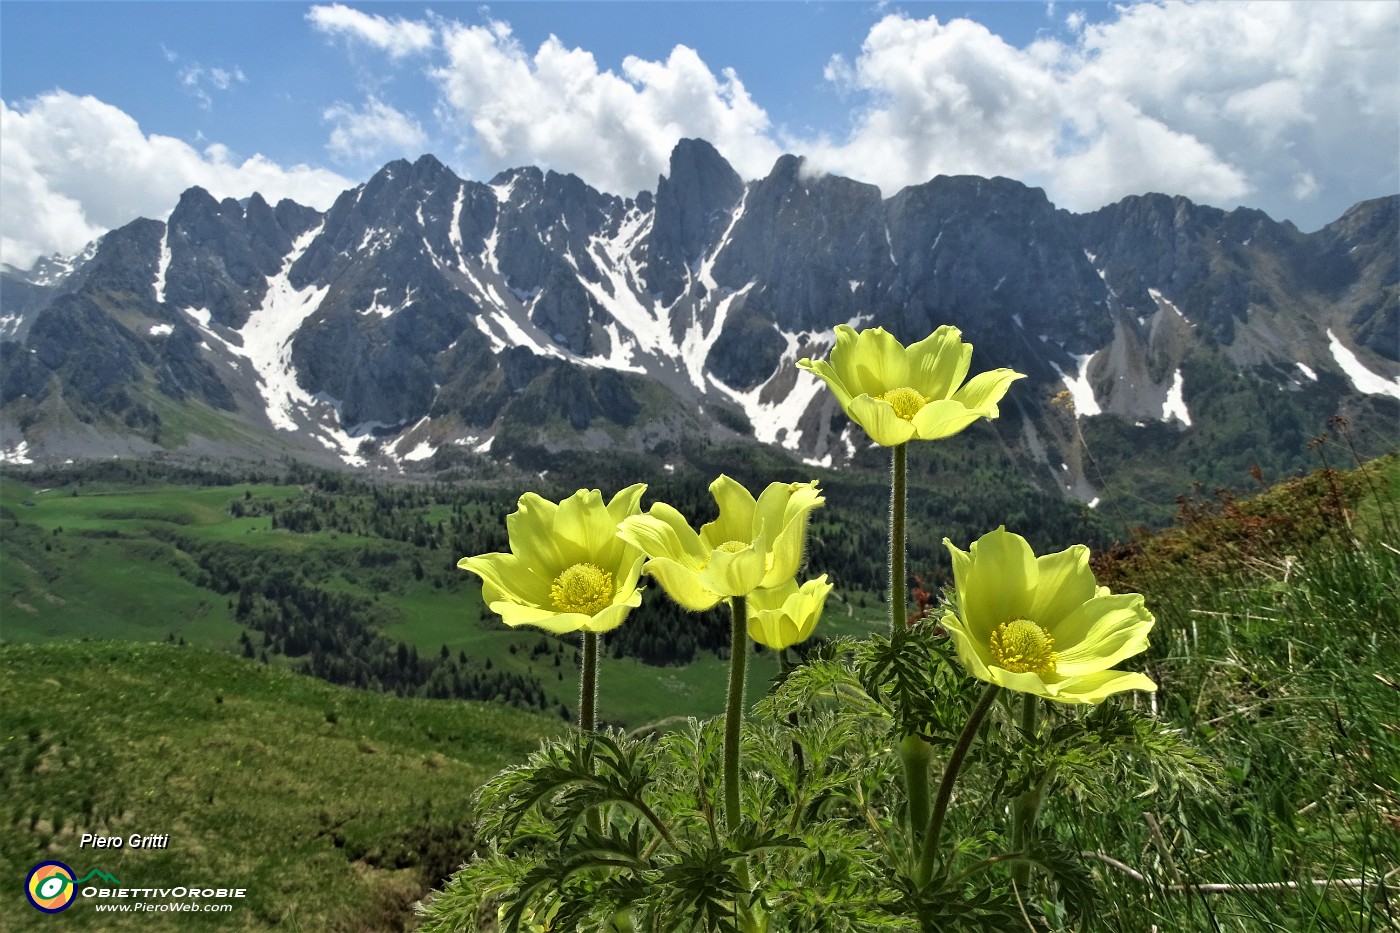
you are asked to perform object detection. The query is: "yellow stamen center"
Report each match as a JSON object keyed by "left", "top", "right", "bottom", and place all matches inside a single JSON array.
[
  {"left": 989, "top": 619, "right": 1059, "bottom": 676},
  {"left": 550, "top": 562, "right": 613, "bottom": 615},
  {"left": 880, "top": 386, "right": 930, "bottom": 421}
]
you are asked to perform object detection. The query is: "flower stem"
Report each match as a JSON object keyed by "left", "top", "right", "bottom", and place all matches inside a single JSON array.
[
  {"left": 890, "top": 443, "right": 908, "bottom": 640},
  {"left": 916, "top": 683, "right": 1001, "bottom": 886},
  {"left": 580, "top": 630, "right": 598, "bottom": 732},
  {"left": 724, "top": 595, "right": 749, "bottom": 833},
  {"left": 1012, "top": 693, "right": 1041, "bottom": 889},
  {"left": 899, "top": 733, "right": 933, "bottom": 854}
]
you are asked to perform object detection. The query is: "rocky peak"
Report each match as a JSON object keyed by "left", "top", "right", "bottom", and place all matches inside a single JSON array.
[{"left": 645, "top": 138, "right": 745, "bottom": 302}]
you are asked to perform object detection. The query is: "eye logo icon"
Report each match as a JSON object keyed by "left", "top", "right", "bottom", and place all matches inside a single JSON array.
[{"left": 26, "top": 861, "right": 77, "bottom": 913}]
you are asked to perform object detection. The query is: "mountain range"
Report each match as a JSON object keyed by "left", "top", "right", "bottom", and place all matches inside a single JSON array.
[{"left": 2, "top": 139, "right": 1396, "bottom": 508}]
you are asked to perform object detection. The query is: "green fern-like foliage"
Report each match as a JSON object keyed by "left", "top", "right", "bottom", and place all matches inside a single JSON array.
[{"left": 417, "top": 623, "right": 1215, "bottom": 932}]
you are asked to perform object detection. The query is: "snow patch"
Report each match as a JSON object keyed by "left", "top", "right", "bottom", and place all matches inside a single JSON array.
[
  {"left": 149, "top": 323, "right": 174, "bottom": 337},
  {"left": 1148, "top": 288, "right": 1193, "bottom": 326},
  {"left": 402, "top": 441, "right": 436, "bottom": 462},
  {"left": 1296, "top": 362, "right": 1317, "bottom": 382},
  {"left": 1, "top": 440, "right": 33, "bottom": 464},
  {"left": 154, "top": 227, "right": 171, "bottom": 303},
  {"left": 697, "top": 194, "right": 746, "bottom": 292},
  {"left": 363, "top": 286, "right": 415, "bottom": 318},
  {"left": 1328, "top": 329, "right": 1400, "bottom": 399},
  {"left": 449, "top": 183, "right": 466, "bottom": 266},
  {"left": 1050, "top": 352, "right": 1102, "bottom": 417},
  {"left": 710, "top": 328, "right": 837, "bottom": 450},
  {"left": 678, "top": 283, "right": 754, "bottom": 388},
  {"left": 579, "top": 210, "right": 671, "bottom": 364},
  {"left": 1162, "top": 368, "right": 1192, "bottom": 426}
]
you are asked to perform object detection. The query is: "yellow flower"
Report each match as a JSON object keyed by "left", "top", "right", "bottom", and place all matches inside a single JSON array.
[
  {"left": 940, "top": 527, "right": 1157, "bottom": 704},
  {"left": 457, "top": 485, "right": 646, "bottom": 634},
  {"left": 747, "top": 575, "right": 832, "bottom": 650},
  {"left": 797, "top": 324, "right": 1025, "bottom": 447},
  {"left": 617, "top": 475, "right": 824, "bottom": 611}
]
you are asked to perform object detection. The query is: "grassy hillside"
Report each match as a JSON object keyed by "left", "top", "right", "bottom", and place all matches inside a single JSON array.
[
  {"left": 1077, "top": 451, "right": 1400, "bottom": 929},
  {"left": 1, "top": 640, "right": 563, "bottom": 931},
  {"left": 0, "top": 471, "right": 836, "bottom": 729}
]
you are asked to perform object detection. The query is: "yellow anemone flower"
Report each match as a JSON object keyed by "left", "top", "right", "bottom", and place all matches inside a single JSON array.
[
  {"left": 617, "top": 475, "right": 824, "bottom": 611},
  {"left": 941, "top": 527, "right": 1157, "bottom": 704},
  {"left": 457, "top": 484, "right": 647, "bottom": 634},
  {"left": 797, "top": 324, "right": 1025, "bottom": 447},
  {"left": 747, "top": 575, "right": 832, "bottom": 650}
]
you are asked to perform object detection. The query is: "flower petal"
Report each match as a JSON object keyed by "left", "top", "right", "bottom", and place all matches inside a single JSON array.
[
  {"left": 952, "top": 367, "right": 1026, "bottom": 416},
  {"left": 958, "top": 527, "right": 1036, "bottom": 635},
  {"left": 846, "top": 393, "right": 919, "bottom": 446},
  {"left": 552, "top": 488, "right": 619, "bottom": 567},
  {"left": 1051, "top": 594, "right": 1155, "bottom": 675},
  {"left": 491, "top": 601, "right": 592, "bottom": 634},
  {"left": 796, "top": 357, "right": 855, "bottom": 413},
  {"left": 908, "top": 325, "right": 971, "bottom": 401},
  {"left": 910, "top": 398, "right": 987, "bottom": 441},
  {"left": 641, "top": 556, "right": 722, "bottom": 611},
  {"left": 699, "top": 541, "right": 767, "bottom": 598},
  {"left": 504, "top": 492, "right": 568, "bottom": 572},
  {"left": 757, "top": 481, "right": 824, "bottom": 585},
  {"left": 747, "top": 575, "right": 831, "bottom": 649},
  {"left": 1027, "top": 544, "right": 1096, "bottom": 629},
  {"left": 701, "top": 474, "right": 757, "bottom": 548},
  {"left": 458, "top": 552, "right": 551, "bottom": 608},
  {"left": 829, "top": 325, "right": 905, "bottom": 399},
  {"left": 1041, "top": 669, "right": 1157, "bottom": 704},
  {"left": 940, "top": 610, "right": 995, "bottom": 682},
  {"left": 577, "top": 599, "right": 639, "bottom": 634},
  {"left": 618, "top": 506, "right": 707, "bottom": 567}
]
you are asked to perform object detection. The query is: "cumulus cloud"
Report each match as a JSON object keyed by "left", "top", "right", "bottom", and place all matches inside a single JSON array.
[
  {"left": 431, "top": 19, "right": 782, "bottom": 196},
  {"left": 812, "top": 1, "right": 1396, "bottom": 226},
  {"left": 324, "top": 96, "right": 428, "bottom": 164},
  {"left": 399, "top": 1, "right": 1393, "bottom": 227},
  {"left": 1, "top": 91, "right": 351, "bottom": 269},
  {"left": 307, "top": 3, "right": 434, "bottom": 58}
]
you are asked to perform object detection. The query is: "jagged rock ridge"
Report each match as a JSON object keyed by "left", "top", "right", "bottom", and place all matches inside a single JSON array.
[{"left": 1, "top": 140, "right": 1395, "bottom": 499}]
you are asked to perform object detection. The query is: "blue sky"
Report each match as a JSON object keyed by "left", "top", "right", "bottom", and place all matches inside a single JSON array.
[{"left": 3, "top": 1, "right": 1397, "bottom": 268}]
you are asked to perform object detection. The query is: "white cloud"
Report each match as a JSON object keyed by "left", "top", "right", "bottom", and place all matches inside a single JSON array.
[
  {"left": 307, "top": 3, "right": 434, "bottom": 59},
  {"left": 303, "top": 2, "right": 1392, "bottom": 228},
  {"left": 324, "top": 97, "right": 428, "bottom": 164},
  {"left": 405, "top": 2, "right": 1393, "bottom": 229},
  {"left": 178, "top": 62, "right": 248, "bottom": 110},
  {"left": 804, "top": 2, "right": 1396, "bottom": 225},
  {"left": 431, "top": 19, "right": 782, "bottom": 196},
  {"left": 0, "top": 91, "right": 350, "bottom": 269}
]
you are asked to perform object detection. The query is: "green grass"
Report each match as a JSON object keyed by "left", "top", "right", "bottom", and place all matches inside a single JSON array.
[
  {"left": 1059, "top": 452, "right": 1400, "bottom": 930},
  {"left": 1, "top": 640, "right": 563, "bottom": 931}
]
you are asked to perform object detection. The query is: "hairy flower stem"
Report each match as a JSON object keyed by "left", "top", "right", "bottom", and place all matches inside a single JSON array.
[
  {"left": 580, "top": 631, "right": 599, "bottom": 732},
  {"left": 890, "top": 443, "right": 908, "bottom": 640},
  {"left": 889, "top": 443, "right": 934, "bottom": 854},
  {"left": 724, "top": 595, "right": 749, "bottom": 834},
  {"left": 1012, "top": 693, "right": 1041, "bottom": 889},
  {"left": 916, "top": 683, "right": 1002, "bottom": 886},
  {"left": 900, "top": 734, "right": 933, "bottom": 853}
]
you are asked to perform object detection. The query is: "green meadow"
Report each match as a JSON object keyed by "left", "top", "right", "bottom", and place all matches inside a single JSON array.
[
  {"left": 1, "top": 640, "right": 562, "bottom": 931},
  {"left": 1, "top": 472, "right": 879, "bottom": 729}
]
